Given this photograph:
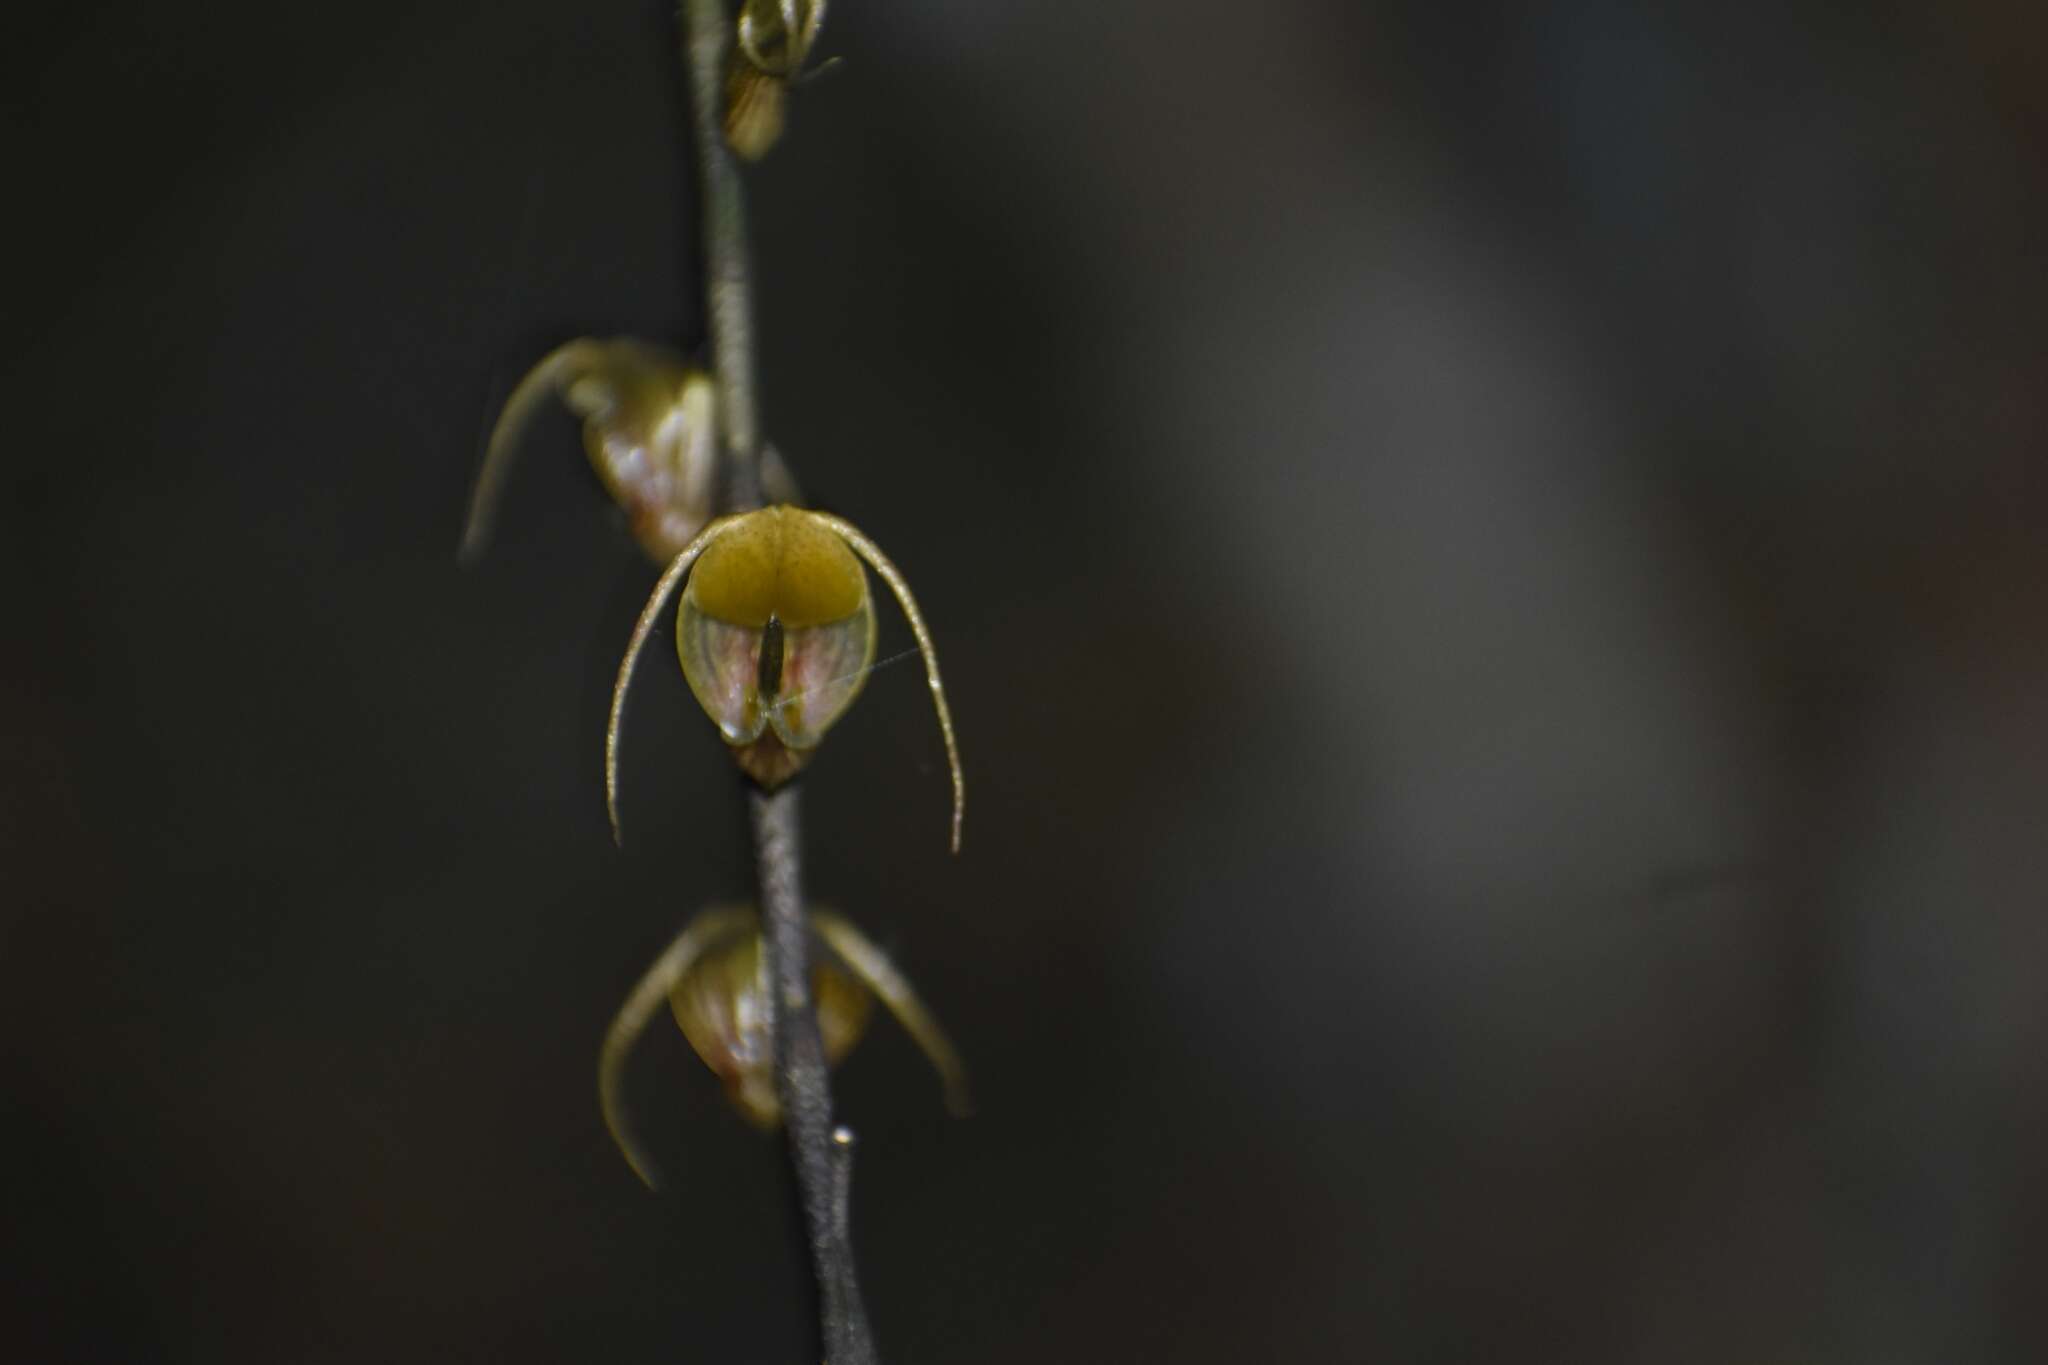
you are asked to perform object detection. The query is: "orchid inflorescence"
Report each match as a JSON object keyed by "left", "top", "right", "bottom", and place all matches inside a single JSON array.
[{"left": 463, "top": 9, "right": 965, "bottom": 1164}]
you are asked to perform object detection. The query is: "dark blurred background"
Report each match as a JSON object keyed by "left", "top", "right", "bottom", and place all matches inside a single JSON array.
[{"left": 5, "top": 1, "right": 2045, "bottom": 1360}]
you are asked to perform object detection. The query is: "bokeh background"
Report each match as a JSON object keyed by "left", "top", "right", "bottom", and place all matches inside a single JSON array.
[{"left": 6, "top": 1, "right": 2046, "bottom": 1360}]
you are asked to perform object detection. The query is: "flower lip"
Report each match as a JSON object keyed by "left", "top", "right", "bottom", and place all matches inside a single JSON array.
[{"left": 687, "top": 505, "right": 866, "bottom": 629}]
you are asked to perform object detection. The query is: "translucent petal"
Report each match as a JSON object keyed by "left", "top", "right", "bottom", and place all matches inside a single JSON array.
[
  {"left": 576, "top": 364, "right": 717, "bottom": 563},
  {"left": 677, "top": 608, "right": 769, "bottom": 744}
]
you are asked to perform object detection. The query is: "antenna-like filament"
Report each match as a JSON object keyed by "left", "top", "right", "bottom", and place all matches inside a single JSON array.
[
  {"left": 607, "top": 516, "right": 741, "bottom": 844},
  {"left": 813, "top": 912, "right": 971, "bottom": 1116},
  {"left": 598, "top": 906, "right": 754, "bottom": 1189},
  {"left": 808, "top": 513, "right": 966, "bottom": 853},
  {"left": 461, "top": 340, "right": 604, "bottom": 562}
]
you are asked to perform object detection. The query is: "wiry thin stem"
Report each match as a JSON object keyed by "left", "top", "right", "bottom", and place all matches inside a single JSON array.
[
  {"left": 753, "top": 788, "right": 876, "bottom": 1365},
  {"left": 685, "top": 0, "right": 763, "bottom": 512},
  {"left": 681, "top": 3, "right": 877, "bottom": 1361}
]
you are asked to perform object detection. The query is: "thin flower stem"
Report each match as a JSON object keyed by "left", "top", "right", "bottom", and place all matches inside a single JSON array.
[
  {"left": 683, "top": 0, "right": 763, "bottom": 512},
  {"left": 681, "top": 2, "right": 876, "bottom": 1360},
  {"left": 752, "top": 787, "right": 877, "bottom": 1365}
]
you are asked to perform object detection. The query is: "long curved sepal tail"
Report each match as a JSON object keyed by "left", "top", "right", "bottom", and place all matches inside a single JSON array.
[
  {"left": 459, "top": 340, "right": 605, "bottom": 563},
  {"left": 807, "top": 513, "right": 965, "bottom": 853},
  {"left": 812, "top": 911, "right": 972, "bottom": 1117},
  {"left": 598, "top": 907, "right": 756, "bottom": 1189},
  {"left": 607, "top": 517, "right": 739, "bottom": 844}
]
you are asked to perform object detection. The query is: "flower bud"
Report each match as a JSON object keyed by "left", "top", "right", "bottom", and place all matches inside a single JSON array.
[
  {"left": 725, "top": 0, "right": 827, "bottom": 159},
  {"left": 725, "top": 66, "right": 787, "bottom": 162}
]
